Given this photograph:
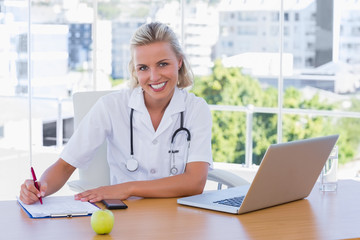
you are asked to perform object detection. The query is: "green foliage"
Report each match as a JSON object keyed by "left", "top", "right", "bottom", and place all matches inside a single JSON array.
[
  {"left": 97, "top": 1, "right": 150, "bottom": 20},
  {"left": 335, "top": 98, "right": 360, "bottom": 164},
  {"left": 110, "top": 78, "right": 125, "bottom": 87},
  {"left": 130, "top": 7, "right": 150, "bottom": 18},
  {"left": 98, "top": 2, "right": 122, "bottom": 20},
  {"left": 192, "top": 60, "right": 278, "bottom": 164},
  {"left": 191, "top": 61, "right": 357, "bottom": 165}
]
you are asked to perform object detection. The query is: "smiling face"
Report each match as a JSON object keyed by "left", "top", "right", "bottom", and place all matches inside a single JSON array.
[{"left": 133, "top": 41, "right": 182, "bottom": 109}]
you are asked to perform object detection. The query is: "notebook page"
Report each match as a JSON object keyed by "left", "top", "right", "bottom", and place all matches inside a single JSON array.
[{"left": 17, "top": 195, "right": 99, "bottom": 218}]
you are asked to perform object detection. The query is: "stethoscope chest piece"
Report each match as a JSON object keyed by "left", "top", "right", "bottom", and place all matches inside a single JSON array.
[
  {"left": 170, "top": 166, "right": 178, "bottom": 175},
  {"left": 126, "top": 156, "right": 139, "bottom": 172}
]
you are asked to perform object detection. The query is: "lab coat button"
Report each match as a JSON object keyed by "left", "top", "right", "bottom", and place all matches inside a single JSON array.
[
  {"left": 150, "top": 168, "right": 156, "bottom": 174},
  {"left": 152, "top": 139, "right": 158, "bottom": 145}
]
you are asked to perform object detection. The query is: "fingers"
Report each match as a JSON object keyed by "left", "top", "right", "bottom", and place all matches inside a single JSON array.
[
  {"left": 39, "top": 182, "right": 47, "bottom": 198},
  {"left": 75, "top": 191, "right": 101, "bottom": 203},
  {"left": 74, "top": 185, "right": 129, "bottom": 203},
  {"left": 19, "top": 179, "right": 41, "bottom": 204},
  {"left": 75, "top": 187, "right": 108, "bottom": 203}
]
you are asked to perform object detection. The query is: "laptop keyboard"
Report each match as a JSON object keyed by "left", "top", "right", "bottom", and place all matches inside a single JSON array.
[{"left": 213, "top": 196, "right": 245, "bottom": 207}]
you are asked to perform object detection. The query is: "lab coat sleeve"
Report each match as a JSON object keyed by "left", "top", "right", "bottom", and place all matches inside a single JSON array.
[
  {"left": 60, "top": 98, "right": 112, "bottom": 168},
  {"left": 186, "top": 98, "right": 213, "bottom": 168}
]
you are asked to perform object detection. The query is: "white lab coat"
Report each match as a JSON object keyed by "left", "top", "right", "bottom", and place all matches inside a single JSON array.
[{"left": 60, "top": 86, "right": 213, "bottom": 185}]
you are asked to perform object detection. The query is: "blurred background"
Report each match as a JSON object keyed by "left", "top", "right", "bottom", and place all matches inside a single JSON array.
[{"left": 1, "top": 0, "right": 360, "bottom": 200}]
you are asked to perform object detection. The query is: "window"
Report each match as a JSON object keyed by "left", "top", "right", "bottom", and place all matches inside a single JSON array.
[
  {"left": 284, "top": 12, "right": 289, "bottom": 21},
  {"left": 0, "top": 126, "right": 3, "bottom": 138},
  {"left": 351, "top": 26, "right": 360, "bottom": 36},
  {"left": 237, "top": 26, "right": 257, "bottom": 35},
  {"left": 17, "top": 34, "right": 27, "bottom": 53},
  {"left": 271, "top": 12, "right": 279, "bottom": 22},
  {"left": 284, "top": 26, "right": 290, "bottom": 36},
  {"left": 1, "top": 0, "right": 360, "bottom": 201},
  {"left": 295, "top": 13, "right": 300, "bottom": 21}
]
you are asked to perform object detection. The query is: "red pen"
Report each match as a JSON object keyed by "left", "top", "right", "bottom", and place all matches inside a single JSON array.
[{"left": 30, "top": 167, "right": 43, "bottom": 204}]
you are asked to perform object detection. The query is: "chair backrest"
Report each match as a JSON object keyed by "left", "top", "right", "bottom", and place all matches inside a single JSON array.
[{"left": 72, "top": 90, "right": 115, "bottom": 190}]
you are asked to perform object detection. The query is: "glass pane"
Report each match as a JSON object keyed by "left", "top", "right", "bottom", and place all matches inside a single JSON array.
[
  {"left": 99, "top": 0, "right": 181, "bottom": 88},
  {"left": 0, "top": 0, "right": 33, "bottom": 200},
  {"left": 335, "top": 1, "right": 360, "bottom": 166},
  {"left": 188, "top": 0, "right": 281, "bottom": 165},
  {"left": 0, "top": 0, "right": 77, "bottom": 200},
  {"left": 282, "top": 0, "right": 360, "bottom": 166},
  {"left": 0, "top": 0, "right": 184, "bottom": 200}
]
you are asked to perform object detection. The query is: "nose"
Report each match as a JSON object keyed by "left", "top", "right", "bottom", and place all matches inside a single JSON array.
[{"left": 150, "top": 68, "right": 161, "bottom": 81}]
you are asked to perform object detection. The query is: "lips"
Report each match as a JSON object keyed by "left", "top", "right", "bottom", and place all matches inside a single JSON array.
[{"left": 150, "top": 82, "right": 166, "bottom": 91}]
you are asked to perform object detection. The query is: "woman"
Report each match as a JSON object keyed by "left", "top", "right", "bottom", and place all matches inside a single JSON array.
[{"left": 20, "top": 22, "right": 213, "bottom": 204}]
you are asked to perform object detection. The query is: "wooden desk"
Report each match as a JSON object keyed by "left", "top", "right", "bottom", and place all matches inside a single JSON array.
[{"left": 2, "top": 180, "right": 360, "bottom": 240}]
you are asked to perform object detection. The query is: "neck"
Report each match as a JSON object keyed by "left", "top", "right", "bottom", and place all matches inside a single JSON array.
[
  {"left": 145, "top": 98, "right": 170, "bottom": 117},
  {"left": 146, "top": 102, "right": 168, "bottom": 132},
  {"left": 143, "top": 91, "right": 174, "bottom": 131},
  {"left": 143, "top": 89, "right": 175, "bottom": 114}
]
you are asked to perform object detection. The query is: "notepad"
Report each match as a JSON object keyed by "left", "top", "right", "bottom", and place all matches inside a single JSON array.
[{"left": 17, "top": 196, "right": 100, "bottom": 218}]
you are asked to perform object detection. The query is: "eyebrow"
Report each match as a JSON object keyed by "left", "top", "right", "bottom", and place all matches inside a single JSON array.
[
  {"left": 157, "top": 58, "right": 171, "bottom": 63},
  {"left": 135, "top": 58, "right": 171, "bottom": 68}
]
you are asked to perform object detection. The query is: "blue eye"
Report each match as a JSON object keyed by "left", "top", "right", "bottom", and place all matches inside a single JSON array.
[
  {"left": 138, "top": 66, "right": 148, "bottom": 71},
  {"left": 159, "top": 62, "right": 168, "bottom": 67}
]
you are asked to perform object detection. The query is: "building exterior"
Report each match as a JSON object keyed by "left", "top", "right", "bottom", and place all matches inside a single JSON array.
[
  {"left": 217, "top": 0, "right": 360, "bottom": 93},
  {"left": 216, "top": 0, "right": 316, "bottom": 69},
  {"left": 68, "top": 23, "right": 92, "bottom": 71},
  {"left": 156, "top": 1, "right": 219, "bottom": 76},
  {"left": 2, "top": 0, "right": 360, "bottom": 150},
  {"left": 111, "top": 19, "right": 144, "bottom": 80},
  {"left": 339, "top": 2, "right": 360, "bottom": 65}
]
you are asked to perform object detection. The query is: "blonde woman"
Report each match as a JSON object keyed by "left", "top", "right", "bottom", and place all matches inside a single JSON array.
[{"left": 20, "top": 22, "right": 213, "bottom": 204}]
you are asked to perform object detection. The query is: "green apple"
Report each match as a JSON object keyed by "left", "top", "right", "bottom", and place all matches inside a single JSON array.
[{"left": 91, "top": 209, "right": 114, "bottom": 235}]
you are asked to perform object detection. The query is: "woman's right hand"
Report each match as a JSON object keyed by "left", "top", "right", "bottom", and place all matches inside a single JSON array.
[{"left": 19, "top": 179, "right": 47, "bottom": 205}]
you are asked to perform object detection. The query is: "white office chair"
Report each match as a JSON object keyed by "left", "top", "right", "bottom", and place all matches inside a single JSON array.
[{"left": 67, "top": 90, "right": 249, "bottom": 192}]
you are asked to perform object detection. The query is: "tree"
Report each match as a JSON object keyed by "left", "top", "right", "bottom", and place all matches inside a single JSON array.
[
  {"left": 334, "top": 97, "right": 360, "bottom": 164},
  {"left": 192, "top": 60, "right": 277, "bottom": 164},
  {"left": 191, "top": 61, "right": 356, "bottom": 165}
]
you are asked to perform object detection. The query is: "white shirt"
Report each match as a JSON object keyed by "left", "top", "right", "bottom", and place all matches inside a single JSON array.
[{"left": 60, "top": 87, "right": 213, "bottom": 185}]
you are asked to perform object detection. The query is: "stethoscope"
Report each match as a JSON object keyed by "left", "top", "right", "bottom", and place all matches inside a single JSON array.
[{"left": 127, "top": 108, "right": 191, "bottom": 175}]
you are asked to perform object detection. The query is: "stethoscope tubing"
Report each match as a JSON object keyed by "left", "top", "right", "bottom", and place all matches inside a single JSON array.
[
  {"left": 130, "top": 108, "right": 134, "bottom": 156},
  {"left": 129, "top": 108, "right": 191, "bottom": 174}
]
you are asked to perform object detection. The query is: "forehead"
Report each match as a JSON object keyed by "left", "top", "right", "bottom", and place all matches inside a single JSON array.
[{"left": 133, "top": 41, "right": 177, "bottom": 63}]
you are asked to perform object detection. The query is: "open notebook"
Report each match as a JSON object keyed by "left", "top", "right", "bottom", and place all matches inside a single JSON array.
[
  {"left": 17, "top": 196, "right": 99, "bottom": 218},
  {"left": 178, "top": 135, "right": 339, "bottom": 214}
]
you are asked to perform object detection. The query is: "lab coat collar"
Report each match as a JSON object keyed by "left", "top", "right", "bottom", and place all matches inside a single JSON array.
[
  {"left": 128, "top": 87, "right": 186, "bottom": 139},
  {"left": 128, "top": 86, "right": 185, "bottom": 114},
  {"left": 128, "top": 87, "right": 147, "bottom": 113},
  {"left": 165, "top": 87, "right": 186, "bottom": 114}
]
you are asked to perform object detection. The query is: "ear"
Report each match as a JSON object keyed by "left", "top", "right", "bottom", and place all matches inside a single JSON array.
[{"left": 178, "top": 58, "right": 183, "bottom": 70}]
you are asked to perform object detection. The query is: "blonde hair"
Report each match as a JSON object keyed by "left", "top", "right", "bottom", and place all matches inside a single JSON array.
[{"left": 128, "top": 22, "right": 193, "bottom": 89}]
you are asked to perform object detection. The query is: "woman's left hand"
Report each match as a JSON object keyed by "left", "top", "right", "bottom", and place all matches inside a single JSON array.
[{"left": 74, "top": 184, "right": 132, "bottom": 202}]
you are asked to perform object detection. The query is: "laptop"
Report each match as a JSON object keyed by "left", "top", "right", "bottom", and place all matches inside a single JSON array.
[{"left": 177, "top": 135, "right": 339, "bottom": 214}]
